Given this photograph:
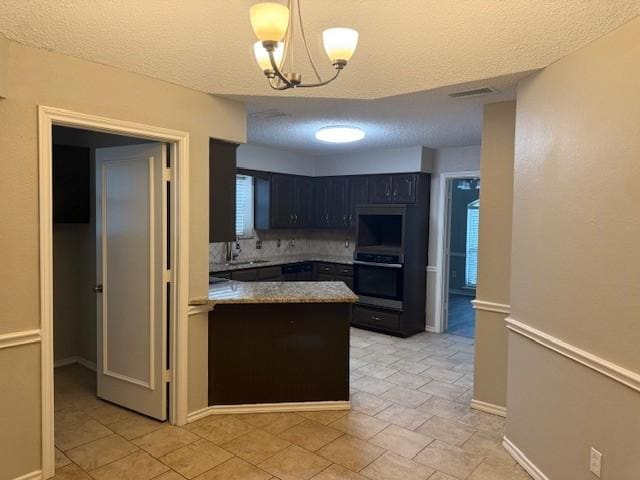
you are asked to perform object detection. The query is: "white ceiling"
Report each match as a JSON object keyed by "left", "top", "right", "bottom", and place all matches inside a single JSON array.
[{"left": 1, "top": 0, "right": 638, "bottom": 152}]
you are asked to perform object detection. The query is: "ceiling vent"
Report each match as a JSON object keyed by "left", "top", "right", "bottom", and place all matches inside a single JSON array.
[
  {"left": 249, "top": 109, "right": 289, "bottom": 119},
  {"left": 448, "top": 87, "right": 495, "bottom": 98}
]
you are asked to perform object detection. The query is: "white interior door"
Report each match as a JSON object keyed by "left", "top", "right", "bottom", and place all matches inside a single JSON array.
[{"left": 95, "top": 143, "right": 167, "bottom": 420}]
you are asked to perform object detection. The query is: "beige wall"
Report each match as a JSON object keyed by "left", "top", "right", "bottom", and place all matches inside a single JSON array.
[
  {"left": 507, "top": 17, "right": 640, "bottom": 479},
  {"left": 0, "top": 39, "right": 245, "bottom": 478},
  {"left": 473, "top": 102, "right": 515, "bottom": 409}
]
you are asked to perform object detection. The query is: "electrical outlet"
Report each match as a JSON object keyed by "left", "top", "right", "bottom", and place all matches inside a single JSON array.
[{"left": 590, "top": 447, "right": 602, "bottom": 477}]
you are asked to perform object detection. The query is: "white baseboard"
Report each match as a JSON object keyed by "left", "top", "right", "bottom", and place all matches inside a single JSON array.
[
  {"left": 470, "top": 399, "right": 507, "bottom": 417},
  {"left": 503, "top": 436, "right": 549, "bottom": 480},
  {"left": 188, "top": 400, "right": 351, "bottom": 423},
  {"left": 13, "top": 470, "right": 42, "bottom": 480},
  {"left": 425, "top": 326, "right": 440, "bottom": 334},
  {"left": 54, "top": 356, "right": 97, "bottom": 372}
]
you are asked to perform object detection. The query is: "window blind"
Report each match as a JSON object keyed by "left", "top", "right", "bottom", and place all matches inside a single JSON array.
[
  {"left": 465, "top": 199, "right": 479, "bottom": 287},
  {"left": 235, "top": 175, "right": 254, "bottom": 238}
]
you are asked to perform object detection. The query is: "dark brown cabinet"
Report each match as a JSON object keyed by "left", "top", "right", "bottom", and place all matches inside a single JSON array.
[
  {"left": 330, "top": 177, "right": 349, "bottom": 229},
  {"left": 347, "top": 176, "right": 369, "bottom": 229},
  {"left": 314, "top": 263, "right": 354, "bottom": 289},
  {"left": 270, "top": 174, "right": 296, "bottom": 228},
  {"left": 368, "top": 173, "right": 420, "bottom": 204},
  {"left": 392, "top": 173, "right": 419, "bottom": 203},
  {"left": 209, "top": 139, "right": 238, "bottom": 242}
]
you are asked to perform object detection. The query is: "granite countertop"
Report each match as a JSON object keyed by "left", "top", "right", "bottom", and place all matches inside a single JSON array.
[
  {"left": 190, "top": 280, "right": 359, "bottom": 306},
  {"left": 210, "top": 253, "right": 354, "bottom": 273}
]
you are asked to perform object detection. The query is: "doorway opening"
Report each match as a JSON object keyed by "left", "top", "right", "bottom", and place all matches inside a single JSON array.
[
  {"left": 39, "top": 107, "right": 190, "bottom": 479},
  {"left": 443, "top": 177, "right": 480, "bottom": 338}
]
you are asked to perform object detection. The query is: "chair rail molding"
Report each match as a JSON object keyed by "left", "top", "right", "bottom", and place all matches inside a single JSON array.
[
  {"left": 507, "top": 317, "right": 640, "bottom": 393},
  {"left": 0, "top": 329, "right": 41, "bottom": 350},
  {"left": 471, "top": 299, "right": 510, "bottom": 315}
]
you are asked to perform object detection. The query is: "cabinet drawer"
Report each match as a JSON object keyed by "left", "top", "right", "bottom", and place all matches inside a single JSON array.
[
  {"left": 335, "top": 274, "right": 354, "bottom": 290},
  {"left": 335, "top": 265, "right": 353, "bottom": 276},
  {"left": 316, "top": 273, "right": 335, "bottom": 282},
  {"left": 353, "top": 306, "right": 400, "bottom": 330},
  {"left": 315, "top": 263, "right": 336, "bottom": 274},
  {"left": 257, "top": 266, "right": 282, "bottom": 280}
]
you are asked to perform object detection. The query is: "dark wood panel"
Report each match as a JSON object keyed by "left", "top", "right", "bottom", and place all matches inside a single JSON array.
[
  {"left": 231, "top": 269, "right": 258, "bottom": 281},
  {"left": 209, "top": 139, "right": 238, "bottom": 242},
  {"left": 353, "top": 305, "right": 401, "bottom": 331},
  {"left": 209, "top": 303, "right": 350, "bottom": 405},
  {"left": 271, "top": 174, "right": 296, "bottom": 228},
  {"left": 392, "top": 173, "right": 418, "bottom": 203},
  {"left": 368, "top": 175, "right": 393, "bottom": 203},
  {"left": 330, "top": 177, "right": 349, "bottom": 229},
  {"left": 348, "top": 176, "right": 369, "bottom": 229}
]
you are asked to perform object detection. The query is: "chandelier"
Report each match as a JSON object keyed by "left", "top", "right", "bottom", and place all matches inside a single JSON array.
[{"left": 250, "top": 1, "right": 359, "bottom": 90}]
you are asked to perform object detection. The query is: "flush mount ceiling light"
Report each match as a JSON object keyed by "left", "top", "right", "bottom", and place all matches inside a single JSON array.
[
  {"left": 250, "top": 1, "right": 358, "bottom": 90},
  {"left": 315, "top": 126, "right": 365, "bottom": 143}
]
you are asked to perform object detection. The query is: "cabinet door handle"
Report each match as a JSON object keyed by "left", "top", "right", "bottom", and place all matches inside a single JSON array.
[
  {"left": 371, "top": 315, "right": 381, "bottom": 321},
  {"left": 92, "top": 284, "right": 103, "bottom": 293}
]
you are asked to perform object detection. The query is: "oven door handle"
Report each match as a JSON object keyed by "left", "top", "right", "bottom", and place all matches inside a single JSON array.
[{"left": 353, "top": 260, "right": 403, "bottom": 269}]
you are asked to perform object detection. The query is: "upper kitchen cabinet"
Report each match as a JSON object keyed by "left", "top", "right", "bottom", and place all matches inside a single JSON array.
[
  {"left": 368, "top": 173, "right": 421, "bottom": 204},
  {"left": 209, "top": 139, "right": 239, "bottom": 242},
  {"left": 368, "top": 174, "right": 393, "bottom": 203},
  {"left": 347, "top": 176, "right": 369, "bottom": 229},
  {"left": 256, "top": 173, "right": 315, "bottom": 230},
  {"left": 314, "top": 177, "right": 349, "bottom": 229}
]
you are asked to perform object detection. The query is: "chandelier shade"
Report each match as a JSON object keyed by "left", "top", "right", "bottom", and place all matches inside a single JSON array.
[
  {"left": 249, "top": 2, "right": 290, "bottom": 42},
  {"left": 323, "top": 28, "right": 359, "bottom": 63}
]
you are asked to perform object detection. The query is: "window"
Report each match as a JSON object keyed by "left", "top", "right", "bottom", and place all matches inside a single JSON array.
[
  {"left": 235, "top": 174, "right": 254, "bottom": 238},
  {"left": 465, "top": 199, "right": 479, "bottom": 287}
]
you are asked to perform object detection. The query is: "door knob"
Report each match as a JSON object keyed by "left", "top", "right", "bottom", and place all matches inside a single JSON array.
[{"left": 92, "top": 284, "right": 103, "bottom": 293}]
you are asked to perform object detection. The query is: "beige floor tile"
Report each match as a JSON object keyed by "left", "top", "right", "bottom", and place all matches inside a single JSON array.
[
  {"left": 455, "top": 389, "right": 473, "bottom": 406},
  {"left": 427, "top": 472, "right": 458, "bottom": 480},
  {"left": 89, "top": 451, "right": 168, "bottom": 480},
  {"left": 413, "top": 440, "right": 483, "bottom": 479},
  {"left": 417, "top": 397, "right": 469, "bottom": 420},
  {"left": 66, "top": 434, "right": 138, "bottom": 471},
  {"left": 263, "top": 413, "right": 307, "bottom": 434},
  {"left": 390, "top": 359, "right": 429, "bottom": 375},
  {"left": 317, "top": 435, "right": 384, "bottom": 472},
  {"left": 369, "top": 425, "right": 433, "bottom": 459},
  {"left": 223, "top": 428, "right": 290, "bottom": 464},
  {"left": 415, "top": 416, "right": 475, "bottom": 447},
  {"left": 258, "top": 445, "right": 330, "bottom": 480},
  {"left": 195, "top": 457, "right": 272, "bottom": 480},
  {"left": 52, "top": 463, "right": 92, "bottom": 480},
  {"left": 55, "top": 418, "right": 112, "bottom": 451},
  {"left": 374, "top": 404, "right": 432, "bottom": 431},
  {"left": 458, "top": 411, "right": 505, "bottom": 434},
  {"left": 350, "top": 392, "right": 393, "bottom": 416},
  {"left": 467, "top": 461, "right": 532, "bottom": 480},
  {"left": 153, "top": 472, "right": 188, "bottom": 480},
  {"left": 361, "top": 353, "right": 401, "bottom": 366},
  {"left": 330, "top": 412, "right": 389, "bottom": 440},
  {"left": 55, "top": 447, "right": 72, "bottom": 468},
  {"left": 186, "top": 416, "right": 253, "bottom": 445},
  {"left": 461, "top": 431, "right": 514, "bottom": 466},
  {"left": 86, "top": 403, "right": 138, "bottom": 425},
  {"left": 298, "top": 410, "right": 349, "bottom": 426},
  {"left": 55, "top": 408, "right": 93, "bottom": 431},
  {"left": 359, "top": 451, "right": 434, "bottom": 480},
  {"left": 108, "top": 415, "right": 165, "bottom": 440},
  {"left": 351, "top": 376, "right": 395, "bottom": 396},
  {"left": 356, "top": 363, "right": 398, "bottom": 380},
  {"left": 241, "top": 412, "right": 298, "bottom": 429},
  {"left": 159, "top": 438, "right": 233, "bottom": 478},
  {"left": 133, "top": 426, "right": 199, "bottom": 457},
  {"left": 419, "top": 381, "right": 468, "bottom": 401},
  {"left": 385, "top": 371, "right": 431, "bottom": 390},
  {"left": 380, "top": 386, "right": 432, "bottom": 408},
  {"left": 422, "top": 367, "right": 464, "bottom": 384},
  {"left": 311, "top": 464, "right": 367, "bottom": 479},
  {"left": 279, "top": 419, "right": 343, "bottom": 451}
]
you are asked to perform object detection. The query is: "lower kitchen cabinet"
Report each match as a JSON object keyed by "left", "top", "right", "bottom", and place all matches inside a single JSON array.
[
  {"left": 231, "top": 269, "right": 259, "bottom": 282},
  {"left": 353, "top": 305, "right": 401, "bottom": 332},
  {"left": 216, "top": 261, "right": 354, "bottom": 288}
]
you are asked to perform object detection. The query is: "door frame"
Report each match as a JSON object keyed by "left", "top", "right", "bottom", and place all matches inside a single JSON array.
[
  {"left": 38, "top": 106, "right": 190, "bottom": 479},
  {"left": 433, "top": 170, "right": 480, "bottom": 334}
]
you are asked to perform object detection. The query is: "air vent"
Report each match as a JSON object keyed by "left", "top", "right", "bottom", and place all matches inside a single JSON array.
[
  {"left": 249, "top": 109, "right": 289, "bottom": 119},
  {"left": 448, "top": 87, "right": 495, "bottom": 98}
]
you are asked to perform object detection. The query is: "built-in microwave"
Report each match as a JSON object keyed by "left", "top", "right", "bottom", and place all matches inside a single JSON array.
[
  {"left": 353, "top": 253, "right": 404, "bottom": 311},
  {"left": 355, "top": 205, "right": 406, "bottom": 262}
]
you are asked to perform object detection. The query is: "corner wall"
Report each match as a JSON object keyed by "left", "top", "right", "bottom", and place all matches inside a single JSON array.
[
  {"left": 507, "top": 17, "right": 640, "bottom": 478},
  {"left": 473, "top": 101, "right": 515, "bottom": 412},
  {"left": 0, "top": 39, "right": 245, "bottom": 479}
]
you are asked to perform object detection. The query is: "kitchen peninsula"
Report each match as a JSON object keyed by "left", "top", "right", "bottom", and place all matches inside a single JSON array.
[{"left": 191, "top": 278, "right": 358, "bottom": 412}]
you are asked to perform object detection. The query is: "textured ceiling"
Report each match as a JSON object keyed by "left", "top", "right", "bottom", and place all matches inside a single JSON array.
[{"left": 1, "top": 0, "right": 638, "bottom": 151}]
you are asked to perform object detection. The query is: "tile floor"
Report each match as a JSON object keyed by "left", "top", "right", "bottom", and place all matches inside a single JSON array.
[{"left": 53, "top": 328, "right": 531, "bottom": 480}]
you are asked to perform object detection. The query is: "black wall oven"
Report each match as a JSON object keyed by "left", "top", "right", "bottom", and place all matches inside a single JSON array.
[{"left": 353, "top": 253, "right": 404, "bottom": 311}]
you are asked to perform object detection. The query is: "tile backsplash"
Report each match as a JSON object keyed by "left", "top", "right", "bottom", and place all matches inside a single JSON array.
[{"left": 209, "top": 230, "right": 355, "bottom": 270}]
